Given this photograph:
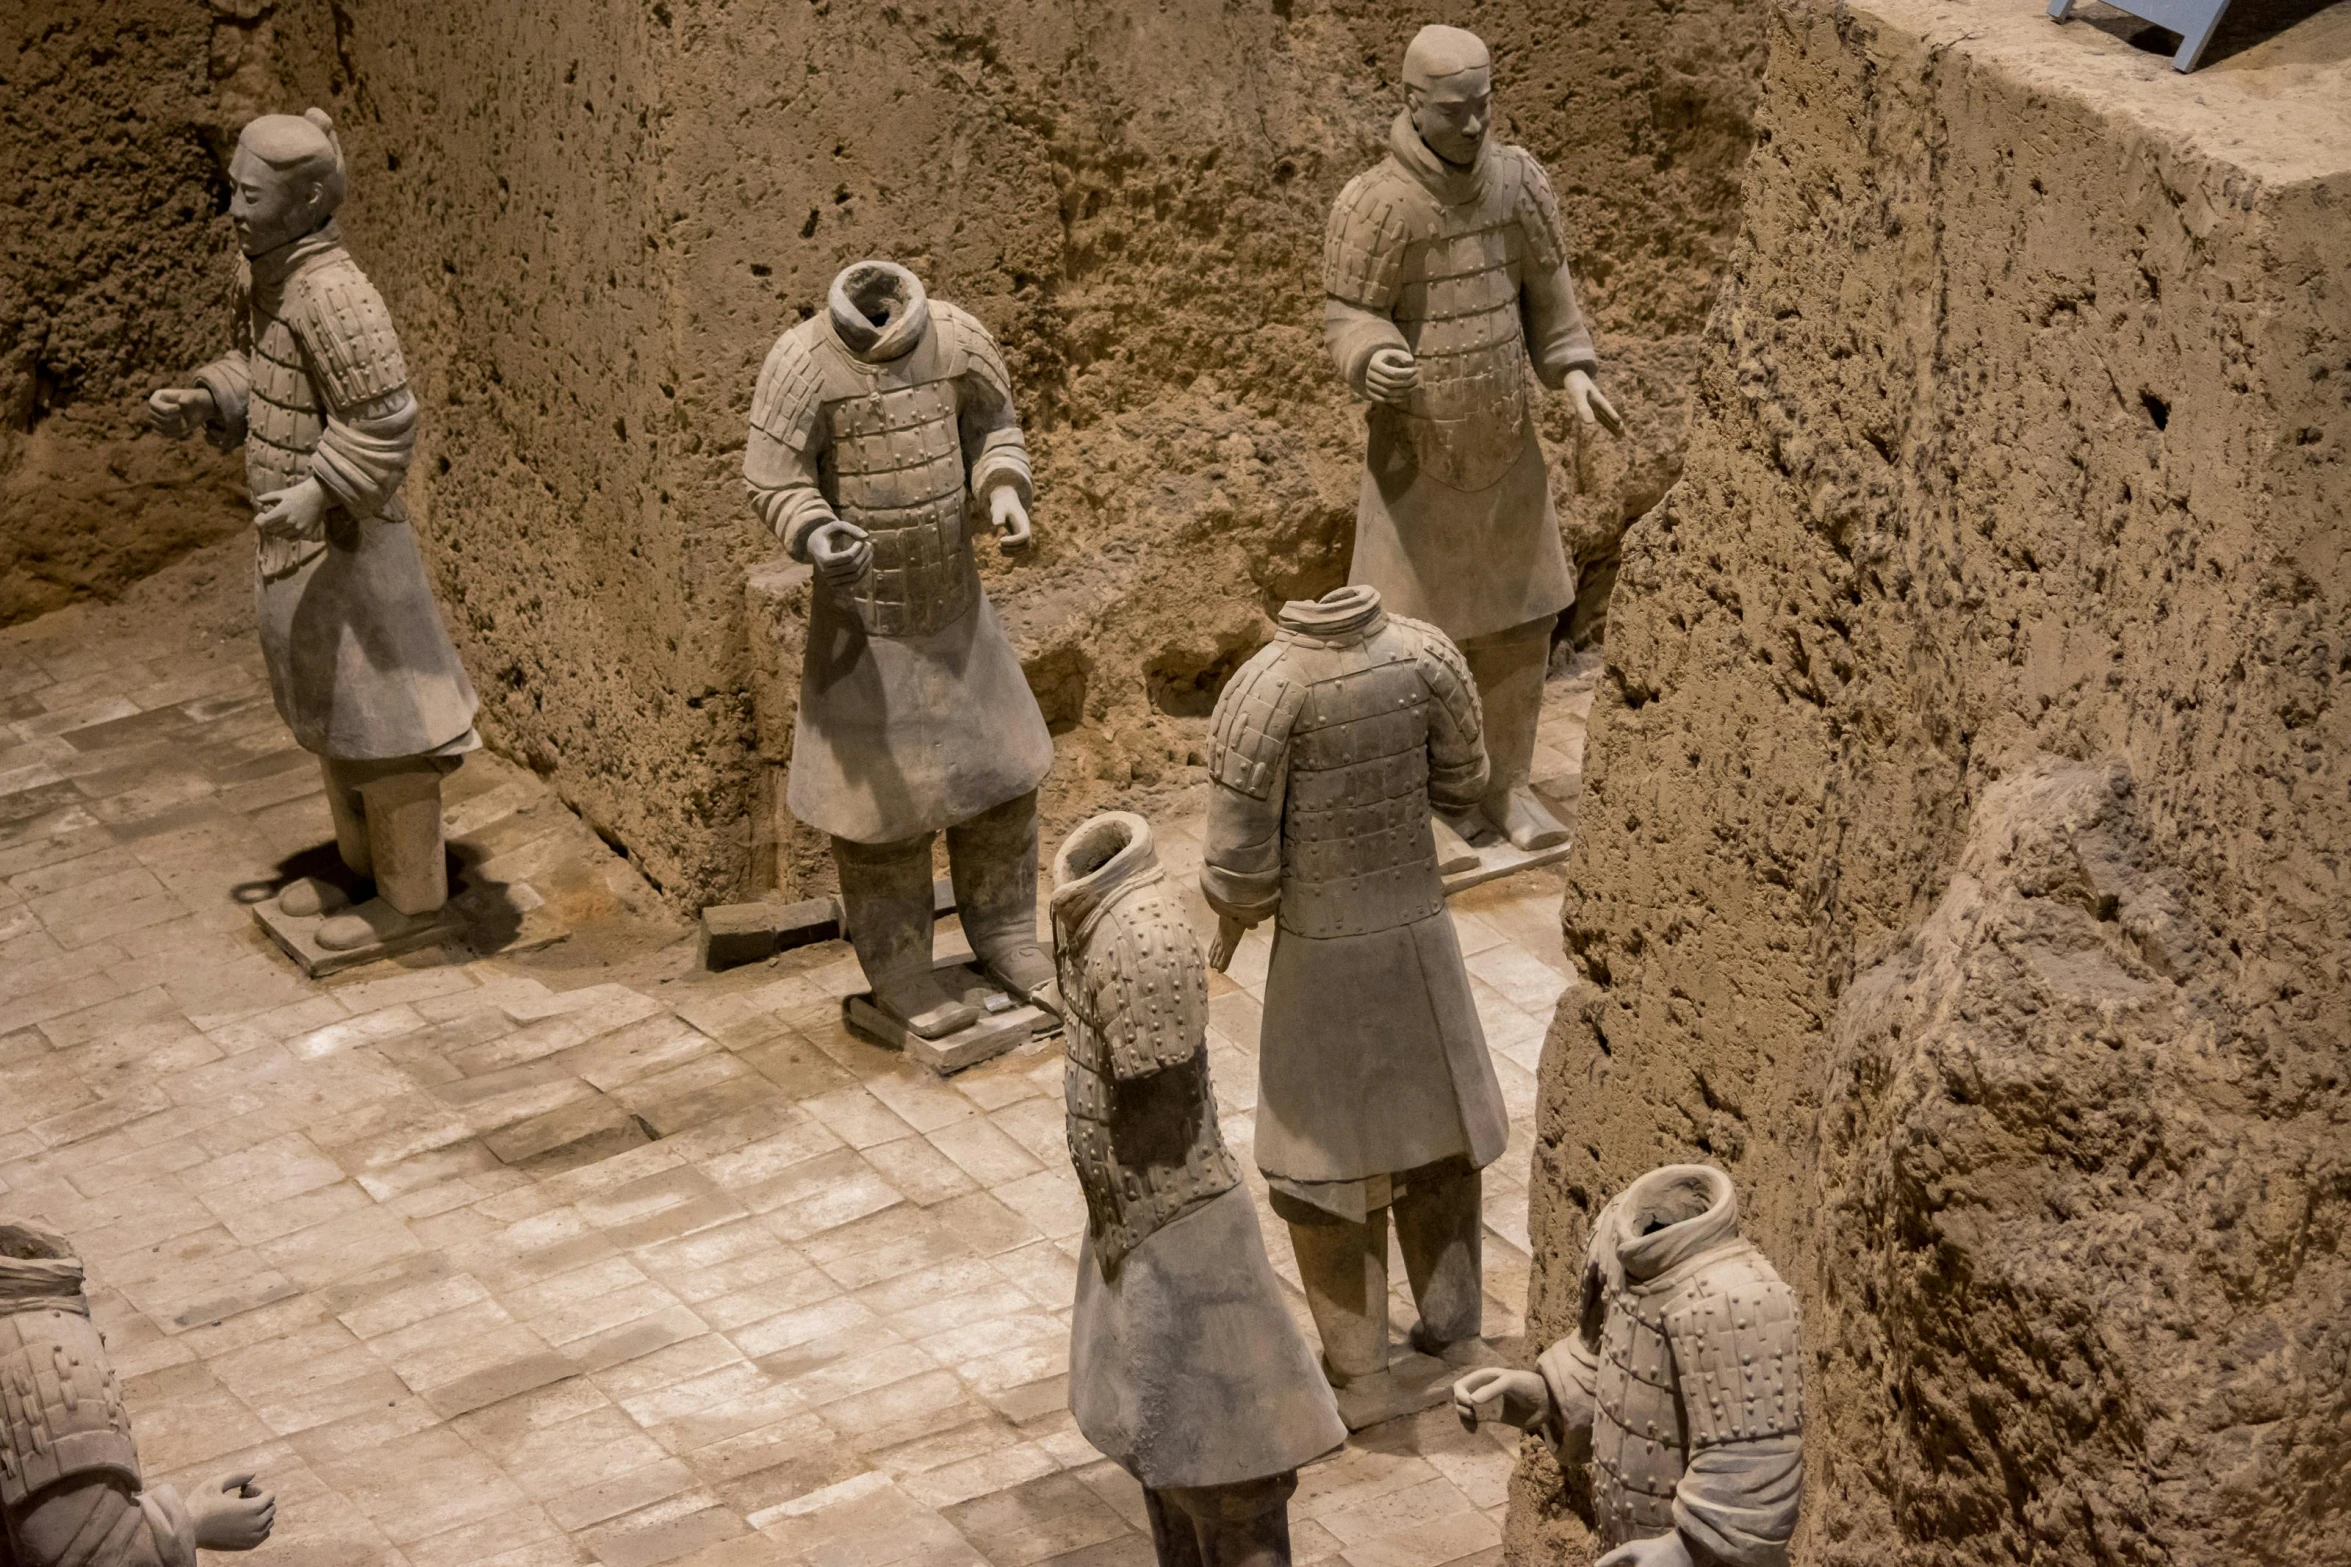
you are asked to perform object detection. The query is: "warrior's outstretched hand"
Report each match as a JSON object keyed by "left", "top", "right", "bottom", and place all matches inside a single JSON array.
[
  {"left": 145, "top": 386, "right": 214, "bottom": 440},
  {"left": 990, "top": 486, "right": 1032, "bottom": 552},
  {"left": 1365, "top": 345, "right": 1420, "bottom": 406},
  {"left": 1565, "top": 369, "right": 1623, "bottom": 436},
  {"left": 192, "top": 1473, "right": 276, "bottom": 1552},
  {"left": 808, "top": 519, "right": 873, "bottom": 590},
  {"left": 1452, "top": 1366, "right": 1551, "bottom": 1431},
  {"left": 1595, "top": 1533, "right": 1693, "bottom": 1567}
]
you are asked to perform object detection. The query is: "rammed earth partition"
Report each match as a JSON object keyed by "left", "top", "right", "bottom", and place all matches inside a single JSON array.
[{"left": 1519, "top": 1, "right": 2351, "bottom": 1561}]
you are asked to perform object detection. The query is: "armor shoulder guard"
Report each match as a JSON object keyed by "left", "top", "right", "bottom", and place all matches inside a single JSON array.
[
  {"left": 1207, "top": 642, "right": 1309, "bottom": 800},
  {"left": 749, "top": 322, "right": 829, "bottom": 452},
  {"left": 0, "top": 1307, "right": 140, "bottom": 1507},
  {"left": 931, "top": 301, "right": 1015, "bottom": 408},
  {"left": 291, "top": 255, "right": 411, "bottom": 407},
  {"left": 1501, "top": 146, "right": 1568, "bottom": 274},
  {"left": 1391, "top": 614, "right": 1481, "bottom": 737},
  {"left": 1096, "top": 891, "right": 1210, "bottom": 1078},
  {"left": 1324, "top": 163, "right": 1416, "bottom": 310},
  {"left": 1665, "top": 1244, "right": 1805, "bottom": 1452}
]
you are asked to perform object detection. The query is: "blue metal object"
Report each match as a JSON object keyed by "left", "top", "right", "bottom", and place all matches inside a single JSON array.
[{"left": 2050, "top": 0, "right": 2233, "bottom": 71}]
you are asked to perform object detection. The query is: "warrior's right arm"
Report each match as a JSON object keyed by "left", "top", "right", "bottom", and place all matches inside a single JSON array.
[
  {"left": 1200, "top": 651, "right": 1304, "bottom": 927},
  {"left": 1323, "top": 174, "right": 1411, "bottom": 397},
  {"left": 744, "top": 332, "right": 839, "bottom": 560},
  {"left": 7, "top": 1476, "right": 196, "bottom": 1567}
]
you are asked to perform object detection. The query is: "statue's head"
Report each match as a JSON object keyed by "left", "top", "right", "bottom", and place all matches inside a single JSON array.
[
  {"left": 229, "top": 109, "right": 347, "bottom": 258},
  {"left": 1403, "top": 25, "right": 1493, "bottom": 168}
]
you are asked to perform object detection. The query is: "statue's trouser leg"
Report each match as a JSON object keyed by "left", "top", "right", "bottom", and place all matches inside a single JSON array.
[
  {"left": 1395, "top": 1156, "right": 1483, "bottom": 1349},
  {"left": 321, "top": 760, "right": 374, "bottom": 879},
  {"left": 944, "top": 789, "right": 1051, "bottom": 1001},
  {"left": 1277, "top": 1195, "right": 1389, "bottom": 1383},
  {"left": 833, "top": 830, "right": 979, "bottom": 1039},
  {"left": 321, "top": 757, "right": 452, "bottom": 914},
  {"left": 1142, "top": 1487, "right": 1208, "bottom": 1567},
  {"left": 1458, "top": 614, "right": 1567, "bottom": 849},
  {"left": 1152, "top": 1475, "right": 1298, "bottom": 1567}
]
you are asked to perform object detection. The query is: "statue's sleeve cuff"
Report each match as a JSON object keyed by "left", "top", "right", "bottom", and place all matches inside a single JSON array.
[
  {"left": 139, "top": 1485, "right": 198, "bottom": 1567},
  {"left": 193, "top": 355, "right": 252, "bottom": 446},
  {"left": 969, "top": 428, "right": 1032, "bottom": 502}
]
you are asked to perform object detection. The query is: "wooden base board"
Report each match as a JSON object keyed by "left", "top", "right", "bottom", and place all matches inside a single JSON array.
[
  {"left": 253, "top": 896, "right": 461, "bottom": 978},
  {"left": 1440, "top": 834, "right": 1572, "bottom": 896},
  {"left": 843, "top": 959, "right": 1056, "bottom": 1073},
  {"left": 1330, "top": 1335, "right": 1507, "bottom": 1432}
]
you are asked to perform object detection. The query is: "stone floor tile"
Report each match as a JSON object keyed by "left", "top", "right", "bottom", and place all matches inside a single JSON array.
[{"left": 924, "top": 1117, "right": 1043, "bottom": 1188}]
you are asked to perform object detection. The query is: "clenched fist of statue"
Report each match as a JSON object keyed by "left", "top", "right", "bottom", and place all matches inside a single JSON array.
[
  {"left": 989, "top": 484, "right": 1032, "bottom": 552},
  {"left": 807, "top": 518, "right": 874, "bottom": 591},
  {"left": 145, "top": 385, "right": 215, "bottom": 440},
  {"left": 1364, "top": 344, "right": 1420, "bottom": 405},
  {"left": 1451, "top": 1366, "right": 1552, "bottom": 1432},
  {"left": 193, "top": 1473, "right": 277, "bottom": 1552},
  {"left": 1564, "top": 368, "right": 1623, "bottom": 436},
  {"left": 1595, "top": 1534, "right": 1694, "bottom": 1567}
]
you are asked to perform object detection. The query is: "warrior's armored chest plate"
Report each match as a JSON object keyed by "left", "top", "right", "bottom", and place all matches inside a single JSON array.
[
  {"left": 1591, "top": 1279, "right": 1687, "bottom": 1545},
  {"left": 1386, "top": 186, "right": 1534, "bottom": 492},
  {"left": 1587, "top": 1240, "right": 1806, "bottom": 1549},
  {"left": 245, "top": 288, "right": 324, "bottom": 503},
  {"left": 820, "top": 367, "right": 974, "bottom": 638},
  {"left": 1276, "top": 644, "right": 1445, "bottom": 939},
  {"left": 0, "top": 1305, "right": 140, "bottom": 1509}
]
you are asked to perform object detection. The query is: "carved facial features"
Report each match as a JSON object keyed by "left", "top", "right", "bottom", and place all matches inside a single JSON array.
[
  {"left": 228, "top": 147, "right": 325, "bottom": 258},
  {"left": 1409, "top": 67, "right": 1493, "bottom": 168}
]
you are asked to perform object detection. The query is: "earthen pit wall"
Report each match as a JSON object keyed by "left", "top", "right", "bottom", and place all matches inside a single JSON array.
[
  {"left": 1518, "top": 0, "right": 2349, "bottom": 1561},
  {"left": 8, "top": 0, "right": 1763, "bottom": 908}
]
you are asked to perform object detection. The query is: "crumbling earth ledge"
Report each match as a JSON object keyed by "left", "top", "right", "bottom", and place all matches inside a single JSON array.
[{"left": 1520, "top": 0, "right": 2350, "bottom": 1563}]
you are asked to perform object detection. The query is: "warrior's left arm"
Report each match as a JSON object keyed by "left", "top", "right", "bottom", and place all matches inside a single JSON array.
[
  {"left": 300, "top": 268, "right": 419, "bottom": 519},
  {"left": 1665, "top": 1272, "right": 1806, "bottom": 1567},
  {"left": 8, "top": 1476, "right": 196, "bottom": 1567},
  {"left": 1512, "top": 153, "right": 1600, "bottom": 388},
  {"left": 947, "top": 309, "right": 1034, "bottom": 504}
]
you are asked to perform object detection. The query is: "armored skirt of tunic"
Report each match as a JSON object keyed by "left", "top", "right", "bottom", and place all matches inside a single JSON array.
[{"left": 1053, "top": 813, "right": 1344, "bottom": 1490}]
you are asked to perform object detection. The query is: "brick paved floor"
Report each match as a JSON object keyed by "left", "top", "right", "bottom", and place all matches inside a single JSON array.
[{"left": 0, "top": 549, "right": 1589, "bottom": 1567}]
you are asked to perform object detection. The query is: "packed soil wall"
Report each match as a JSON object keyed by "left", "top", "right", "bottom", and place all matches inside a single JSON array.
[
  {"left": 2, "top": 0, "right": 1762, "bottom": 906},
  {"left": 1518, "top": 1, "right": 2351, "bottom": 1563}
]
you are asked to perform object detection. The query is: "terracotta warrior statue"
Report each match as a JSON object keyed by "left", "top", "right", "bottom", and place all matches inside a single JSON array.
[
  {"left": 1323, "top": 24, "right": 1620, "bottom": 853},
  {"left": 745, "top": 261, "right": 1054, "bottom": 1038},
  {"left": 1201, "top": 585, "right": 1508, "bottom": 1383},
  {"left": 147, "top": 109, "right": 479, "bottom": 952},
  {"left": 2, "top": 1220, "right": 277, "bottom": 1567},
  {"left": 1453, "top": 1166, "right": 1804, "bottom": 1567},
  {"left": 1055, "top": 813, "right": 1345, "bottom": 1566}
]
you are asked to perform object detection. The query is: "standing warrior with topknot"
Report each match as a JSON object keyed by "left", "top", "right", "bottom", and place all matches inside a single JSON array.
[
  {"left": 745, "top": 261, "right": 1054, "bottom": 1040},
  {"left": 148, "top": 110, "right": 479, "bottom": 955},
  {"left": 1324, "top": 25, "right": 1620, "bottom": 854}
]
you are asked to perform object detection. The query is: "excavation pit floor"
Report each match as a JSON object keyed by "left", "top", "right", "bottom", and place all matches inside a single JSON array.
[{"left": 0, "top": 543, "right": 1593, "bottom": 1567}]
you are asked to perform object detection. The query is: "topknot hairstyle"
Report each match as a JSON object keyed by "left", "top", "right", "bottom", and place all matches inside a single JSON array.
[
  {"left": 1402, "top": 25, "right": 1491, "bottom": 88},
  {"left": 236, "top": 107, "right": 348, "bottom": 215}
]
